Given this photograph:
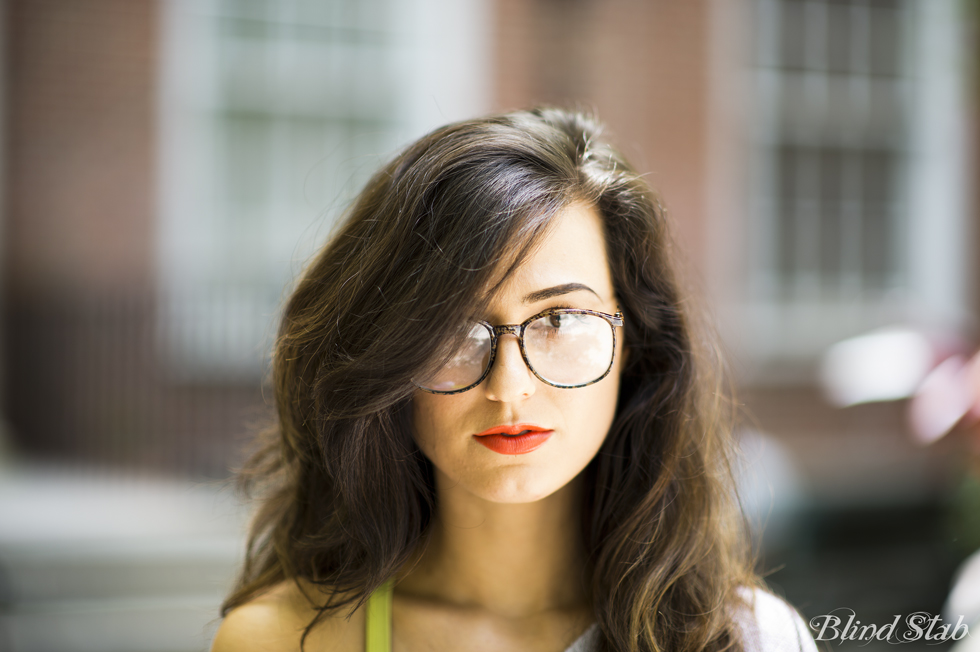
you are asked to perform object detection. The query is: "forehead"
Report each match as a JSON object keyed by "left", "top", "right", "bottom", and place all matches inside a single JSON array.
[{"left": 496, "top": 201, "right": 616, "bottom": 304}]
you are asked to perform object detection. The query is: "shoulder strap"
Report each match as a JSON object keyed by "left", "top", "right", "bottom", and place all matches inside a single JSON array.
[{"left": 364, "top": 579, "right": 394, "bottom": 652}]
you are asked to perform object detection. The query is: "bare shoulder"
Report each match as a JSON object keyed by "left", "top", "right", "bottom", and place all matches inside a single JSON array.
[{"left": 211, "top": 580, "right": 365, "bottom": 652}]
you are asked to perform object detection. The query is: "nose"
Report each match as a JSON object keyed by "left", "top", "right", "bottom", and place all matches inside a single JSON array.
[{"left": 482, "top": 332, "right": 536, "bottom": 402}]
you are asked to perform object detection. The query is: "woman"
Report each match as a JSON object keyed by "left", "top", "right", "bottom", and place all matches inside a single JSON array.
[{"left": 211, "top": 107, "right": 818, "bottom": 652}]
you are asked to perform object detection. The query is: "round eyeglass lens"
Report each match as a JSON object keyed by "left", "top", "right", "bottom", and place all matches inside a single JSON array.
[
  {"left": 415, "top": 321, "right": 492, "bottom": 392},
  {"left": 524, "top": 312, "right": 615, "bottom": 386}
]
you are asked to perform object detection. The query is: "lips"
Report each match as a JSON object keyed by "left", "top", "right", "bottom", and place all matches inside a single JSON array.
[{"left": 473, "top": 423, "right": 553, "bottom": 455}]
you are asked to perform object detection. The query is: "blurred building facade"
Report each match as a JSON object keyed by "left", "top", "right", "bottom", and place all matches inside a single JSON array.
[{"left": 0, "top": 0, "right": 978, "bottom": 639}]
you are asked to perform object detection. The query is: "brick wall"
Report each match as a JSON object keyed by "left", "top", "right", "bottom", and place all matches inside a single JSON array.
[
  {"left": 5, "top": 0, "right": 156, "bottom": 296},
  {"left": 1, "top": 1, "right": 264, "bottom": 476},
  {"left": 493, "top": 0, "right": 712, "bottom": 277}
]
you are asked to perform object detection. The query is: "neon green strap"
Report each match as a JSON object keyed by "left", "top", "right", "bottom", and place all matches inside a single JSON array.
[{"left": 365, "top": 579, "right": 393, "bottom": 652}]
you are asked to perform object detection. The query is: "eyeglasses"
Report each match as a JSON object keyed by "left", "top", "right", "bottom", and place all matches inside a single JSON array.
[{"left": 413, "top": 307, "right": 625, "bottom": 395}]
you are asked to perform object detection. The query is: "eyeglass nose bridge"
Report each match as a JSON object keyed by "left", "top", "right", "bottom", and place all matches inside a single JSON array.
[
  {"left": 484, "top": 323, "right": 533, "bottom": 390},
  {"left": 491, "top": 324, "right": 523, "bottom": 339}
]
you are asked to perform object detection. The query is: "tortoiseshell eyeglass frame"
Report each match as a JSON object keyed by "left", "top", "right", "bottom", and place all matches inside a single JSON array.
[{"left": 413, "top": 307, "right": 625, "bottom": 395}]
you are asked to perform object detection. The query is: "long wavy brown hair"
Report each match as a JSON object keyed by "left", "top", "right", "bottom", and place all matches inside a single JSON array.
[{"left": 220, "top": 107, "right": 761, "bottom": 652}]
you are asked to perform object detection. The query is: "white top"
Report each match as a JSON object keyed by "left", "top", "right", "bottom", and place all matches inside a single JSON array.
[
  {"left": 734, "top": 587, "right": 819, "bottom": 652},
  {"left": 560, "top": 587, "right": 818, "bottom": 652}
]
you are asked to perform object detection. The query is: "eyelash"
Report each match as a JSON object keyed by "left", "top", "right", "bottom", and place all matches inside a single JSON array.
[
  {"left": 545, "top": 302, "right": 577, "bottom": 312},
  {"left": 469, "top": 303, "right": 581, "bottom": 325}
]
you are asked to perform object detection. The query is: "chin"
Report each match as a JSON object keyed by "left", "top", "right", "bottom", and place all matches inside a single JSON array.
[{"left": 475, "top": 470, "right": 567, "bottom": 504}]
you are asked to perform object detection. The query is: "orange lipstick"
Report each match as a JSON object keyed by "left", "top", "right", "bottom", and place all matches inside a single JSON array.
[{"left": 473, "top": 424, "right": 553, "bottom": 455}]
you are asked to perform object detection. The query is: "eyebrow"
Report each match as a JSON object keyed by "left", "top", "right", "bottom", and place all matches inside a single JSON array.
[{"left": 522, "top": 283, "right": 601, "bottom": 304}]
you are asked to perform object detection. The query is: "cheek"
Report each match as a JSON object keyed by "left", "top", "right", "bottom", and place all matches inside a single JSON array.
[
  {"left": 411, "top": 392, "right": 439, "bottom": 451},
  {"left": 553, "top": 370, "right": 621, "bottom": 453},
  {"left": 410, "top": 391, "right": 466, "bottom": 459},
  {"left": 590, "top": 342, "right": 625, "bottom": 436},
  {"left": 594, "top": 373, "right": 622, "bottom": 426}
]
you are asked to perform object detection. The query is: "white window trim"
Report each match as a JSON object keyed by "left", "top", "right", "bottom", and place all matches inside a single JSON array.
[
  {"left": 706, "top": 0, "right": 970, "bottom": 385},
  {"left": 154, "top": 0, "right": 492, "bottom": 382}
]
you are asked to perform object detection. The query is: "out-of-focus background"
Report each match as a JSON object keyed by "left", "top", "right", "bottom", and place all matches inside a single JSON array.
[{"left": 0, "top": 0, "right": 977, "bottom": 650}]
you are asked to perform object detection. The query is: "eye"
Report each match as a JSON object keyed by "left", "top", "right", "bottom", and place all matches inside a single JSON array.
[{"left": 531, "top": 310, "right": 575, "bottom": 339}]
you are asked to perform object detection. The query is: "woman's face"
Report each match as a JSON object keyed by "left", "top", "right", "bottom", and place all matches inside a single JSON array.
[{"left": 411, "top": 201, "right": 626, "bottom": 504}]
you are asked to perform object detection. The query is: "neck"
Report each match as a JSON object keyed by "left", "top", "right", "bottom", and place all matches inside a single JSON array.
[{"left": 397, "top": 470, "right": 591, "bottom": 618}]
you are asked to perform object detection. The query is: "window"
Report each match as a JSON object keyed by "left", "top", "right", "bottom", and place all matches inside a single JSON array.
[
  {"left": 156, "top": 0, "right": 491, "bottom": 381},
  {"left": 741, "top": 0, "right": 968, "bottom": 374}
]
